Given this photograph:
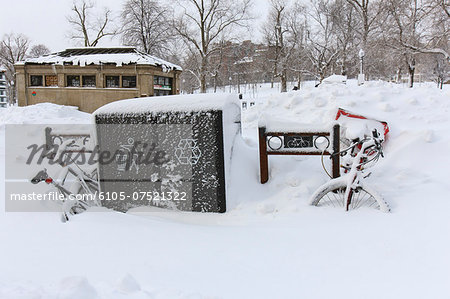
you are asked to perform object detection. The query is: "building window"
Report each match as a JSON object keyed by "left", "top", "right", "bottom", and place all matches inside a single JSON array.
[
  {"left": 122, "top": 76, "right": 136, "bottom": 88},
  {"left": 82, "top": 75, "right": 96, "bottom": 87},
  {"left": 30, "top": 75, "right": 43, "bottom": 86},
  {"left": 45, "top": 75, "right": 58, "bottom": 87},
  {"left": 105, "top": 76, "right": 119, "bottom": 88},
  {"left": 153, "top": 76, "right": 172, "bottom": 96},
  {"left": 67, "top": 75, "right": 80, "bottom": 87}
]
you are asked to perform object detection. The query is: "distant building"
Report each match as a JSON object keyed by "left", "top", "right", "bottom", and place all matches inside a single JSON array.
[
  {"left": 205, "top": 40, "right": 277, "bottom": 89},
  {"left": 14, "top": 47, "right": 182, "bottom": 113},
  {"left": 0, "top": 68, "right": 7, "bottom": 108}
]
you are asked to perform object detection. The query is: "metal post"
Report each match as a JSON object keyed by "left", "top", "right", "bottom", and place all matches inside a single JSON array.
[
  {"left": 360, "top": 56, "right": 364, "bottom": 74},
  {"left": 358, "top": 49, "right": 365, "bottom": 86},
  {"left": 258, "top": 127, "right": 269, "bottom": 184},
  {"left": 332, "top": 124, "right": 340, "bottom": 178}
]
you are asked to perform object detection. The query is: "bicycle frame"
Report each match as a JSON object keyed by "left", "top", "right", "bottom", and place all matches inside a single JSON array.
[
  {"left": 342, "top": 139, "right": 378, "bottom": 211},
  {"left": 31, "top": 152, "right": 100, "bottom": 221}
]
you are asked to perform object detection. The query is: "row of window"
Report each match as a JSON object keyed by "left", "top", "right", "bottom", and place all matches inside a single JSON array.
[
  {"left": 153, "top": 76, "right": 172, "bottom": 87},
  {"left": 29, "top": 75, "right": 138, "bottom": 88},
  {"left": 153, "top": 76, "right": 172, "bottom": 97}
]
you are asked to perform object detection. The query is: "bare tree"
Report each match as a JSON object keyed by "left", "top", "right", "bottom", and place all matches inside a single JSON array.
[
  {"left": 180, "top": 51, "right": 203, "bottom": 93},
  {"left": 121, "top": 0, "right": 173, "bottom": 57},
  {"left": 305, "top": 0, "right": 340, "bottom": 85},
  {"left": 433, "top": 55, "right": 448, "bottom": 88},
  {"left": 67, "top": 0, "right": 117, "bottom": 47},
  {"left": 0, "top": 33, "right": 30, "bottom": 104},
  {"left": 405, "top": 0, "right": 449, "bottom": 61},
  {"left": 383, "top": 0, "right": 443, "bottom": 87},
  {"left": 346, "top": 0, "right": 385, "bottom": 50},
  {"left": 262, "top": 0, "right": 305, "bottom": 92},
  {"left": 173, "top": 0, "right": 252, "bottom": 93},
  {"left": 330, "top": 0, "right": 359, "bottom": 75},
  {"left": 208, "top": 40, "right": 227, "bottom": 93},
  {"left": 437, "top": 0, "right": 450, "bottom": 17},
  {"left": 29, "top": 44, "right": 51, "bottom": 58}
]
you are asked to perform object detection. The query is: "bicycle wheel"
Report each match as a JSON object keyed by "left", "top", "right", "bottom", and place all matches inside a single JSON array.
[
  {"left": 62, "top": 177, "right": 100, "bottom": 217},
  {"left": 310, "top": 179, "right": 390, "bottom": 212}
]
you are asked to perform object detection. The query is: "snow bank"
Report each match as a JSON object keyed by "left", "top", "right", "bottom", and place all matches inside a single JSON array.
[
  {"left": 322, "top": 74, "right": 347, "bottom": 84},
  {"left": 1, "top": 81, "right": 450, "bottom": 299},
  {"left": 0, "top": 103, "right": 91, "bottom": 126}
]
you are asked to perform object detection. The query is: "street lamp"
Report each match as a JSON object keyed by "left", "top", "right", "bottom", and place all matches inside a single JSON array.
[{"left": 358, "top": 49, "right": 365, "bottom": 85}]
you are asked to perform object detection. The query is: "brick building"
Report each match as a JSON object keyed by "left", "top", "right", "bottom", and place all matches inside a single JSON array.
[{"left": 15, "top": 47, "right": 182, "bottom": 113}]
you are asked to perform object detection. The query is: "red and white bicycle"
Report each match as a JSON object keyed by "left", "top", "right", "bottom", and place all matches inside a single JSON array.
[{"left": 310, "top": 129, "right": 390, "bottom": 212}]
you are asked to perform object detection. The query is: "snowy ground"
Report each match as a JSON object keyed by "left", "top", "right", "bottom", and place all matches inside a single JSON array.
[{"left": 1, "top": 81, "right": 449, "bottom": 298}]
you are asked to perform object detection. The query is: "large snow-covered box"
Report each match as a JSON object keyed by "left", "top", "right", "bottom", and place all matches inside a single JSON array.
[{"left": 94, "top": 94, "right": 240, "bottom": 213}]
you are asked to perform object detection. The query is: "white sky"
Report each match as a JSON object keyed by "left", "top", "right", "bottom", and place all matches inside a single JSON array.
[{"left": 0, "top": 0, "right": 270, "bottom": 53}]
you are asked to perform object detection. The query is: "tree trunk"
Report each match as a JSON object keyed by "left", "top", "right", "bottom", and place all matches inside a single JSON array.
[
  {"left": 200, "top": 56, "right": 208, "bottom": 93},
  {"left": 408, "top": 66, "right": 415, "bottom": 88},
  {"left": 396, "top": 67, "right": 402, "bottom": 83},
  {"left": 200, "top": 74, "right": 207, "bottom": 93},
  {"left": 280, "top": 71, "right": 287, "bottom": 93},
  {"left": 237, "top": 74, "right": 241, "bottom": 93},
  {"left": 297, "top": 72, "right": 302, "bottom": 90},
  {"left": 316, "top": 71, "right": 325, "bottom": 87}
]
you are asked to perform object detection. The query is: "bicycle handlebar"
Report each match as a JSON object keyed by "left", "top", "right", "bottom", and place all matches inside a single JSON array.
[{"left": 31, "top": 169, "right": 49, "bottom": 184}]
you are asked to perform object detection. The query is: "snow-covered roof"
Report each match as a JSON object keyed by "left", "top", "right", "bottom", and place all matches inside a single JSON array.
[
  {"left": 17, "top": 47, "right": 181, "bottom": 72},
  {"left": 94, "top": 93, "right": 239, "bottom": 115}
]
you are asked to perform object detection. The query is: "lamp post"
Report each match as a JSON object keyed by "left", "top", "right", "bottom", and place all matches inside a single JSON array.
[{"left": 358, "top": 49, "right": 365, "bottom": 85}]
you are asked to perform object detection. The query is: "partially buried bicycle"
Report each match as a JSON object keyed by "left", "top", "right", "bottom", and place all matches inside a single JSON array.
[{"left": 310, "top": 129, "right": 390, "bottom": 212}]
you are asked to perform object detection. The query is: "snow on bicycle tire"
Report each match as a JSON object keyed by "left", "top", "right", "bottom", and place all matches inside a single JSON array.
[{"left": 310, "top": 177, "right": 390, "bottom": 212}]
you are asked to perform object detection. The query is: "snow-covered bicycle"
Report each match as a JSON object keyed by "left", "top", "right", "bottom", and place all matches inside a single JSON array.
[
  {"left": 30, "top": 136, "right": 100, "bottom": 222},
  {"left": 31, "top": 165, "right": 100, "bottom": 222},
  {"left": 310, "top": 129, "right": 390, "bottom": 212}
]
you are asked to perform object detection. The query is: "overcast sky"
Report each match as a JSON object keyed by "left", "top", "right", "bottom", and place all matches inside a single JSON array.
[{"left": 0, "top": 0, "right": 270, "bottom": 52}]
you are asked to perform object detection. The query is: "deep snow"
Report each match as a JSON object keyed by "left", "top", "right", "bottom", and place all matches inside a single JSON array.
[{"left": 1, "top": 81, "right": 449, "bottom": 299}]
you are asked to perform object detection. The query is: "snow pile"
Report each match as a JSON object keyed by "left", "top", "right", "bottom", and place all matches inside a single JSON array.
[
  {"left": 237, "top": 80, "right": 450, "bottom": 213},
  {"left": 1, "top": 81, "right": 450, "bottom": 298},
  {"left": 0, "top": 103, "right": 91, "bottom": 126},
  {"left": 322, "top": 74, "right": 347, "bottom": 84}
]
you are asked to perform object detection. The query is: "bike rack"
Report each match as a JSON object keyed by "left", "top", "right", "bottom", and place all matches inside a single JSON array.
[{"left": 258, "top": 124, "right": 341, "bottom": 184}]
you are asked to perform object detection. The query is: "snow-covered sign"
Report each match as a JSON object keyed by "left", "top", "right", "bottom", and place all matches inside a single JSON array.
[{"left": 94, "top": 94, "right": 240, "bottom": 213}]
